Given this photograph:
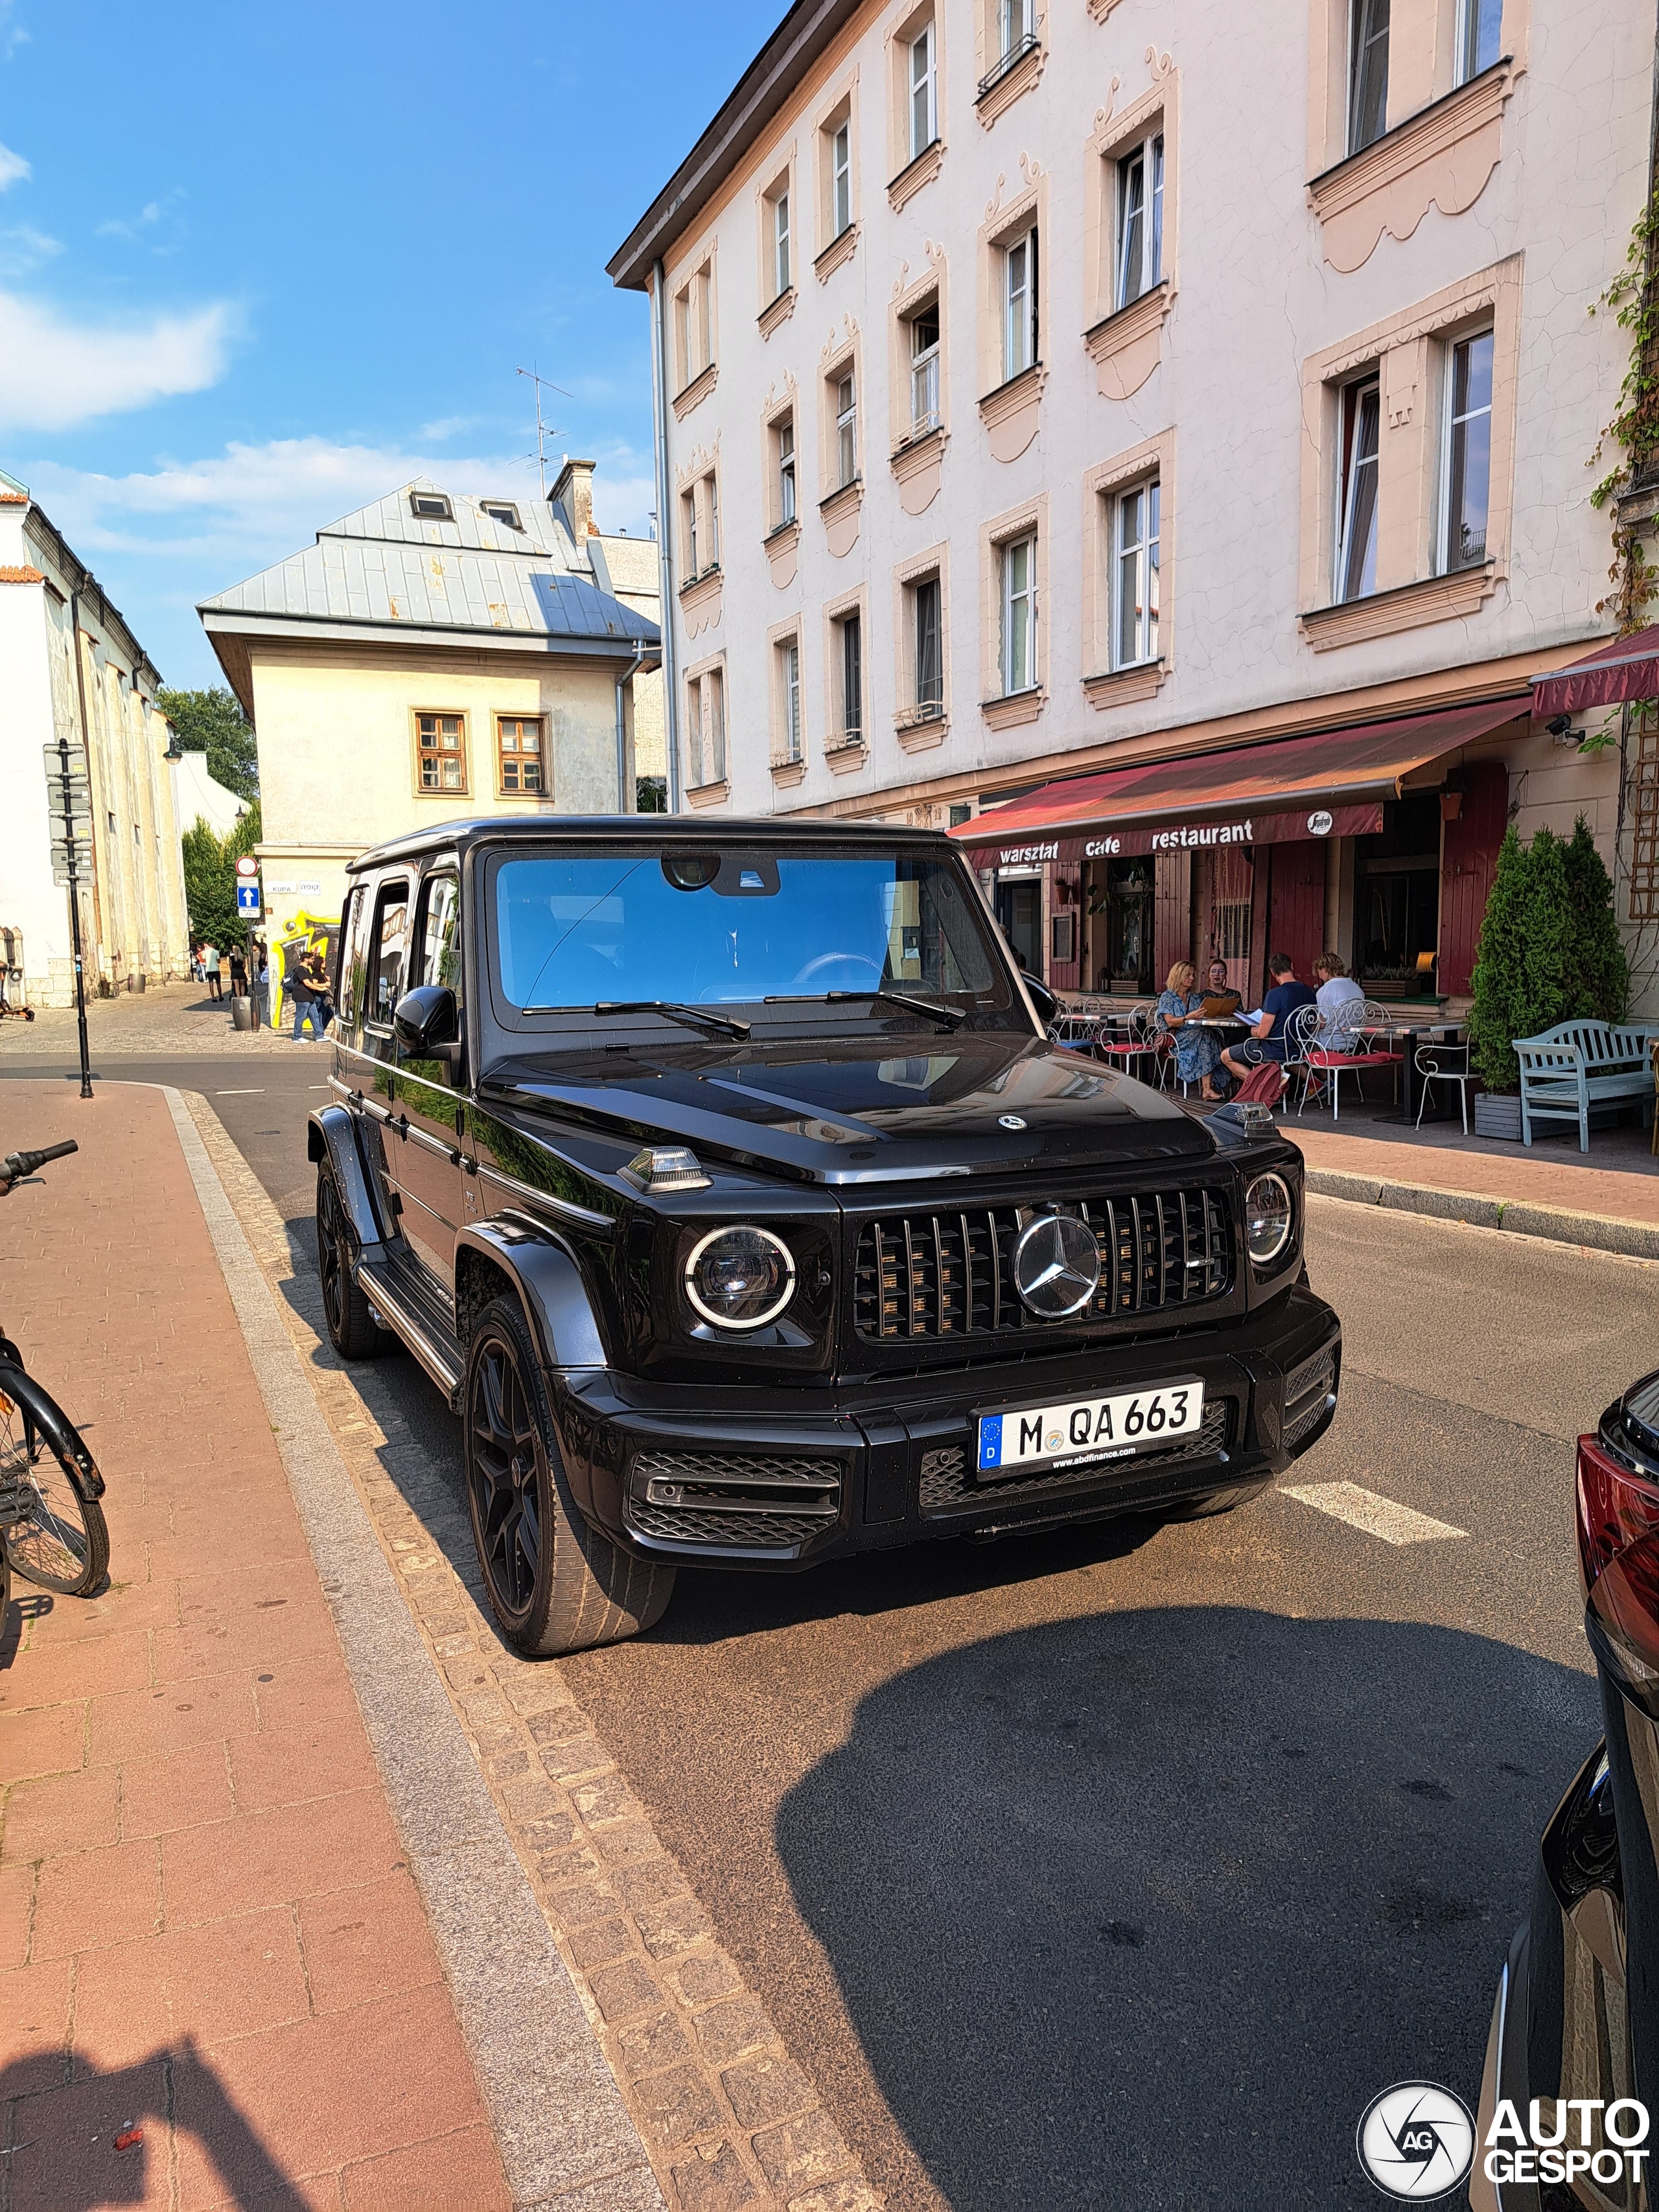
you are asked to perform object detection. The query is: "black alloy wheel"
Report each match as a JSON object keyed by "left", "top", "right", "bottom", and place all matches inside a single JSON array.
[
  {"left": 467, "top": 1327, "right": 543, "bottom": 1625},
  {"left": 315, "top": 1165, "right": 385, "bottom": 1360}
]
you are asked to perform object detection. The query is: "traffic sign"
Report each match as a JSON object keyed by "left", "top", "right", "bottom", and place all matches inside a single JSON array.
[
  {"left": 236, "top": 883, "right": 262, "bottom": 916},
  {"left": 235, "top": 856, "right": 259, "bottom": 878},
  {"left": 42, "top": 741, "right": 88, "bottom": 780}
]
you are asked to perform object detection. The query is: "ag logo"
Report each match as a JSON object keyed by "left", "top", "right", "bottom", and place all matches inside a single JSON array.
[
  {"left": 1308, "top": 809, "right": 1334, "bottom": 835},
  {"left": 1357, "top": 2082, "right": 1475, "bottom": 2201}
]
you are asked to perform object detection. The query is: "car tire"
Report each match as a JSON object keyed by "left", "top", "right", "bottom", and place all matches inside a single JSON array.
[
  {"left": 1165, "top": 1482, "right": 1263, "bottom": 1522},
  {"left": 464, "top": 1295, "right": 674, "bottom": 1657},
  {"left": 316, "top": 1165, "right": 388, "bottom": 1360}
]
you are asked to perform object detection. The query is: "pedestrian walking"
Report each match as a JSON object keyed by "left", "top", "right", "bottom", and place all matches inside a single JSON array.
[
  {"left": 290, "top": 953, "right": 325, "bottom": 1041},
  {"left": 190, "top": 942, "right": 205, "bottom": 984},
  {"left": 229, "top": 946, "right": 248, "bottom": 998},
  {"left": 301, "top": 946, "right": 334, "bottom": 1034},
  {"left": 250, "top": 943, "right": 270, "bottom": 1030},
  {"left": 203, "top": 943, "right": 223, "bottom": 1001}
]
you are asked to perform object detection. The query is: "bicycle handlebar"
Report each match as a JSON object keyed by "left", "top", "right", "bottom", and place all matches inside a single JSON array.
[{"left": 1, "top": 1139, "right": 79, "bottom": 1188}]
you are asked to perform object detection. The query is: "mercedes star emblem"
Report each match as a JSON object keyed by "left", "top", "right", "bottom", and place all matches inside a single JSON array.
[
  {"left": 998, "top": 1113, "right": 1027, "bottom": 1130},
  {"left": 1012, "top": 1211, "right": 1102, "bottom": 1320}
]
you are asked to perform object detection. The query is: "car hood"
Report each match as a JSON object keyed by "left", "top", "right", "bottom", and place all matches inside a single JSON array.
[{"left": 481, "top": 1030, "right": 1215, "bottom": 1185}]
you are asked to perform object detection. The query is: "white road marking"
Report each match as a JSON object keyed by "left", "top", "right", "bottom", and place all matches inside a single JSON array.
[
  {"left": 215, "top": 1088, "right": 264, "bottom": 1095},
  {"left": 1279, "top": 1480, "right": 1468, "bottom": 1546}
]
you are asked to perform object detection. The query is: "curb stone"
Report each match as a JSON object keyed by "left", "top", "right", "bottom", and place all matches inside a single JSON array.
[
  {"left": 175, "top": 1088, "right": 885, "bottom": 2212},
  {"left": 1304, "top": 1166, "right": 1659, "bottom": 1261}
]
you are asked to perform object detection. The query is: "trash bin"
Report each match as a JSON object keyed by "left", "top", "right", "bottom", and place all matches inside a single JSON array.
[{"left": 231, "top": 996, "right": 255, "bottom": 1032}]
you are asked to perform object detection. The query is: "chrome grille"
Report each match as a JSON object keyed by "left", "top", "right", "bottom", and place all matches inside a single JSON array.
[
  {"left": 627, "top": 1450, "right": 841, "bottom": 1551},
  {"left": 852, "top": 1188, "right": 1232, "bottom": 1344},
  {"left": 918, "top": 1398, "right": 1233, "bottom": 1511}
]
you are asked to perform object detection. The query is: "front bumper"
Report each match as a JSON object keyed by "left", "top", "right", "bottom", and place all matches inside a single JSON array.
[{"left": 547, "top": 1284, "right": 1340, "bottom": 1566}]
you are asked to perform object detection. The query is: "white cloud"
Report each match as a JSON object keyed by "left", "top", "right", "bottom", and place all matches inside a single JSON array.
[
  {"left": 0, "top": 140, "right": 28, "bottom": 189},
  {"left": 0, "top": 289, "right": 234, "bottom": 431},
  {"left": 0, "top": 222, "right": 58, "bottom": 276}
]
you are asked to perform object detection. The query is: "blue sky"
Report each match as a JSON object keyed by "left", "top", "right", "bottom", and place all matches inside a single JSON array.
[{"left": 0, "top": 0, "right": 780, "bottom": 686}]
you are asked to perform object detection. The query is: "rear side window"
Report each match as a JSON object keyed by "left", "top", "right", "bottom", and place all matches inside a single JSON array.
[
  {"left": 415, "top": 872, "right": 463, "bottom": 1007},
  {"left": 365, "top": 879, "right": 410, "bottom": 1031}
]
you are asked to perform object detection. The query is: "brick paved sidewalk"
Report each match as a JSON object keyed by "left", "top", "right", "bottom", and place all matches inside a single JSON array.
[
  {"left": 1287, "top": 1123, "right": 1659, "bottom": 1229},
  {"left": 0, "top": 981, "right": 323, "bottom": 1059},
  {"left": 0, "top": 1080, "right": 507, "bottom": 2209}
]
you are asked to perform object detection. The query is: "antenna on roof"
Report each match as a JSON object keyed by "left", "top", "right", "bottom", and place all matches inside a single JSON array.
[{"left": 515, "top": 364, "right": 572, "bottom": 501}]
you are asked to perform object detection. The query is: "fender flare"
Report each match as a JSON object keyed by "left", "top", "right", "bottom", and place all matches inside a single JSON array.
[
  {"left": 454, "top": 1220, "right": 607, "bottom": 1375},
  {"left": 307, "top": 1104, "right": 388, "bottom": 1252}
]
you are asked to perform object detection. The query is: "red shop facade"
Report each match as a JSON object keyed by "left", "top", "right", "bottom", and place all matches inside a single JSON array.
[{"left": 950, "top": 700, "right": 1524, "bottom": 1007}]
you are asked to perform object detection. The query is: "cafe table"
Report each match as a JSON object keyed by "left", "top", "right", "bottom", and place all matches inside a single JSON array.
[{"left": 1356, "top": 1016, "right": 1467, "bottom": 1124}]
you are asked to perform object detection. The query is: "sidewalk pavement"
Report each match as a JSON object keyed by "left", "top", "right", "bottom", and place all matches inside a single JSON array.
[
  {"left": 1286, "top": 1122, "right": 1659, "bottom": 1261},
  {"left": 0, "top": 1080, "right": 507, "bottom": 2208},
  {"left": 0, "top": 982, "right": 323, "bottom": 1059}
]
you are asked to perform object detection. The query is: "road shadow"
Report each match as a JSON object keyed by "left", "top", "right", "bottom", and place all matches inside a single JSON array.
[
  {"left": 776, "top": 1606, "right": 1596, "bottom": 2211},
  {"left": 1, "top": 2036, "right": 307, "bottom": 2207}
]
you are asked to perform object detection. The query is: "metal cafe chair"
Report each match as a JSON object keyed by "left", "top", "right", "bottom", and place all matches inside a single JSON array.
[
  {"left": 1093, "top": 1002, "right": 1163, "bottom": 1084},
  {"left": 1415, "top": 1038, "right": 1476, "bottom": 1134},
  {"left": 1298, "top": 1000, "right": 1403, "bottom": 1119}
]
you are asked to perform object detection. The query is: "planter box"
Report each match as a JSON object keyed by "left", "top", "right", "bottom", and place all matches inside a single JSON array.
[{"left": 1473, "top": 1092, "right": 1522, "bottom": 1140}]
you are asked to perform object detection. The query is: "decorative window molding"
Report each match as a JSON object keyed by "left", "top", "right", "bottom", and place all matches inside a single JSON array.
[
  {"left": 977, "top": 159, "right": 1047, "bottom": 456},
  {"left": 888, "top": 137, "right": 946, "bottom": 211},
  {"left": 887, "top": 4, "right": 944, "bottom": 209},
  {"left": 765, "top": 517, "right": 802, "bottom": 589},
  {"left": 683, "top": 649, "right": 728, "bottom": 797},
  {"left": 890, "top": 424, "right": 949, "bottom": 517},
  {"left": 1082, "top": 58, "right": 1178, "bottom": 389},
  {"left": 974, "top": 3, "right": 1045, "bottom": 130},
  {"left": 1087, "top": 0, "right": 1126, "bottom": 17},
  {"left": 413, "top": 710, "right": 469, "bottom": 796},
  {"left": 670, "top": 361, "right": 718, "bottom": 423},
  {"left": 685, "top": 778, "right": 732, "bottom": 809},
  {"left": 815, "top": 76, "right": 859, "bottom": 268},
  {"left": 1082, "top": 430, "right": 1175, "bottom": 705},
  {"left": 761, "top": 378, "right": 800, "bottom": 581},
  {"left": 679, "top": 567, "right": 724, "bottom": 638},
  {"left": 894, "top": 541, "right": 951, "bottom": 750},
  {"left": 815, "top": 224, "right": 860, "bottom": 283},
  {"left": 758, "top": 287, "right": 798, "bottom": 340},
  {"left": 1298, "top": 257, "right": 1521, "bottom": 641},
  {"left": 888, "top": 246, "right": 949, "bottom": 507},
  {"left": 818, "top": 320, "right": 863, "bottom": 554},
  {"left": 978, "top": 361, "right": 1047, "bottom": 464},
  {"left": 1084, "top": 283, "right": 1171, "bottom": 404},
  {"left": 823, "top": 583, "right": 870, "bottom": 767},
  {"left": 667, "top": 242, "right": 717, "bottom": 414},
  {"left": 979, "top": 493, "right": 1048, "bottom": 728},
  {"left": 768, "top": 616, "right": 807, "bottom": 771}
]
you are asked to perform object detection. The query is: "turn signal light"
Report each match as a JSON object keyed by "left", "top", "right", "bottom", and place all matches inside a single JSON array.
[{"left": 1577, "top": 1432, "right": 1659, "bottom": 1688}]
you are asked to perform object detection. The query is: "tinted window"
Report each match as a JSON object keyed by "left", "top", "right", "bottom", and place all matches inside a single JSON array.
[
  {"left": 366, "top": 881, "right": 410, "bottom": 1035},
  {"left": 416, "top": 874, "right": 463, "bottom": 1005}
]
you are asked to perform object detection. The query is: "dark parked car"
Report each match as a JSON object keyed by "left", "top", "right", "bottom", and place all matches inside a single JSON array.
[
  {"left": 308, "top": 819, "right": 1341, "bottom": 1655},
  {"left": 1472, "top": 1370, "right": 1659, "bottom": 2211}
]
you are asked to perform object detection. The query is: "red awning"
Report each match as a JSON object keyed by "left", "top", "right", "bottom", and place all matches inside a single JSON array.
[
  {"left": 1531, "top": 627, "right": 1659, "bottom": 718},
  {"left": 950, "top": 697, "right": 1526, "bottom": 867}
]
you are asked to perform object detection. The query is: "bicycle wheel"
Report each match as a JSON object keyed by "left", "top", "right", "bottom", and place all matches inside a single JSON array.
[{"left": 0, "top": 1376, "right": 109, "bottom": 1596}]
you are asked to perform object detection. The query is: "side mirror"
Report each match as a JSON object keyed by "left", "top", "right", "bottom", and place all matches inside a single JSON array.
[
  {"left": 1023, "top": 974, "right": 1060, "bottom": 1027},
  {"left": 393, "top": 984, "right": 458, "bottom": 1054}
]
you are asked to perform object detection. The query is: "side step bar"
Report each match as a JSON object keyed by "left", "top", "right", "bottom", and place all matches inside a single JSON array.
[{"left": 357, "top": 1257, "right": 465, "bottom": 1411}]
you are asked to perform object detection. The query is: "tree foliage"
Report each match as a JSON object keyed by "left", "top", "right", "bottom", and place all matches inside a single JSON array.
[
  {"left": 156, "top": 684, "right": 259, "bottom": 800},
  {"left": 1468, "top": 817, "right": 1630, "bottom": 1091},
  {"left": 182, "top": 799, "right": 262, "bottom": 953}
]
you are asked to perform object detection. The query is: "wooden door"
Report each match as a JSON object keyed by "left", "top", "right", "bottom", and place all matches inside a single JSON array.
[
  {"left": 1154, "top": 852, "right": 1191, "bottom": 990},
  {"left": 1049, "top": 863, "right": 1082, "bottom": 992},
  {"left": 1207, "top": 846, "right": 1255, "bottom": 999},
  {"left": 1437, "top": 761, "right": 1508, "bottom": 995},
  {"left": 1267, "top": 841, "right": 1327, "bottom": 984}
]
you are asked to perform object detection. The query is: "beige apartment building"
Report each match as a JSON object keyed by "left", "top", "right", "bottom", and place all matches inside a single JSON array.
[
  {"left": 610, "top": 0, "right": 1656, "bottom": 1010},
  {"left": 0, "top": 469, "right": 190, "bottom": 1008},
  {"left": 198, "top": 460, "right": 663, "bottom": 956}
]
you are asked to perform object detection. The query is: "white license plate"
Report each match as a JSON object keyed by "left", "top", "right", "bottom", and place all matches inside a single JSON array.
[{"left": 976, "top": 1378, "right": 1205, "bottom": 1481}]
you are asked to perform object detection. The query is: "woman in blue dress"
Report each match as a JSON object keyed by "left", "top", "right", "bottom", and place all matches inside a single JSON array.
[{"left": 1154, "top": 960, "right": 1224, "bottom": 1100}]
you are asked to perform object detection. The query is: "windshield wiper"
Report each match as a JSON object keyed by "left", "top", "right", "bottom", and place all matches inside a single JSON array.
[
  {"left": 764, "top": 990, "right": 966, "bottom": 1030},
  {"left": 587, "top": 999, "right": 751, "bottom": 1040}
]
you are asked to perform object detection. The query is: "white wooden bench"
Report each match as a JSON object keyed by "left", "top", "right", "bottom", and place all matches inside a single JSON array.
[{"left": 1514, "top": 1020, "right": 1659, "bottom": 1150}]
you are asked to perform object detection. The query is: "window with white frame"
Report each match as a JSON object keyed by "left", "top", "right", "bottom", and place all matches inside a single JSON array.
[
  {"left": 686, "top": 666, "right": 726, "bottom": 787},
  {"left": 1002, "top": 227, "right": 1038, "bottom": 380},
  {"left": 831, "top": 121, "right": 852, "bottom": 237},
  {"left": 777, "top": 636, "right": 803, "bottom": 762},
  {"left": 836, "top": 611, "right": 863, "bottom": 743},
  {"left": 704, "top": 471, "right": 720, "bottom": 568},
  {"left": 834, "top": 369, "right": 858, "bottom": 487},
  {"left": 909, "top": 299, "right": 941, "bottom": 435},
  {"left": 909, "top": 21, "right": 937, "bottom": 159},
  {"left": 1335, "top": 373, "right": 1381, "bottom": 602},
  {"left": 1113, "top": 480, "right": 1160, "bottom": 668},
  {"left": 774, "top": 413, "right": 797, "bottom": 528},
  {"left": 1441, "top": 329, "right": 1493, "bottom": 572},
  {"left": 997, "top": 0, "right": 1036, "bottom": 63},
  {"left": 673, "top": 262, "right": 713, "bottom": 388},
  {"left": 771, "top": 185, "right": 791, "bottom": 299},
  {"left": 913, "top": 574, "right": 944, "bottom": 714},
  {"left": 1347, "top": 0, "right": 1390, "bottom": 156},
  {"left": 999, "top": 534, "right": 1036, "bottom": 695},
  {"left": 1115, "top": 133, "right": 1164, "bottom": 309},
  {"left": 1456, "top": 0, "right": 1502, "bottom": 84},
  {"left": 680, "top": 487, "right": 699, "bottom": 579}
]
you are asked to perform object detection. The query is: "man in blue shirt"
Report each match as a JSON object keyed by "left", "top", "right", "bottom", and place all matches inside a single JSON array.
[{"left": 1219, "top": 953, "right": 1317, "bottom": 1086}]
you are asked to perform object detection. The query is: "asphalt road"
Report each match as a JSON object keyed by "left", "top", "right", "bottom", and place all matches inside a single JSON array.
[{"left": 88, "top": 1065, "right": 1655, "bottom": 2210}]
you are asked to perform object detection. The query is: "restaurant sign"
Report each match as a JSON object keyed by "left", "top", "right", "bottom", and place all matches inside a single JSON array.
[{"left": 968, "top": 802, "right": 1384, "bottom": 871}]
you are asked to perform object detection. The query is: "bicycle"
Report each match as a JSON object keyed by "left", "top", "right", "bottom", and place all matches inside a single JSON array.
[{"left": 1, "top": 1141, "right": 109, "bottom": 1596}]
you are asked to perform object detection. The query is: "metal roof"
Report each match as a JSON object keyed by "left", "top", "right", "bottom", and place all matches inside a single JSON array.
[{"left": 198, "top": 479, "right": 658, "bottom": 651}]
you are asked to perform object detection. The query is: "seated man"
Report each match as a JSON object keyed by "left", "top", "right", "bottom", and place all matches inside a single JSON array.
[
  {"left": 1219, "top": 952, "right": 1317, "bottom": 1086},
  {"left": 1312, "top": 951, "right": 1364, "bottom": 1045}
]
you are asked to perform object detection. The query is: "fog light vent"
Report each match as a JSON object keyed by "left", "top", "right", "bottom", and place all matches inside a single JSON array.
[{"left": 623, "top": 1145, "right": 711, "bottom": 1193}]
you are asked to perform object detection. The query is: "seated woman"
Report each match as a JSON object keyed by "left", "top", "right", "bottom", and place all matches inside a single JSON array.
[
  {"left": 1155, "top": 960, "right": 1224, "bottom": 1101},
  {"left": 1312, "top": 951, "right": 1365, "bottom": 1047}
]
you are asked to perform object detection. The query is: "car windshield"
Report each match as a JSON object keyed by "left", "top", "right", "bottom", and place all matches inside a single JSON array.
[{"left": 491, "top": 846, "right": 1018, "bottom": 1024}]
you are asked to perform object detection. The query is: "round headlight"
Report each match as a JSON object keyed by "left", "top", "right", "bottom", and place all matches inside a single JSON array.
[
  {"left": 684, "top": 1225, "right": 798, "bottom": 1330},
  {"left": 1244, "top": 1172, "right": 1294, "bottom": 1265}
]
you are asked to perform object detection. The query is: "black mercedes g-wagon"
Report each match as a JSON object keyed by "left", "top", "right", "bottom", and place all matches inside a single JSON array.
[{"left": 309, "top": 819, "right": 1341, "bottom": 1655}]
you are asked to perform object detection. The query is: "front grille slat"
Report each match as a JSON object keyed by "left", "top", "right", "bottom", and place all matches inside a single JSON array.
[
  {"left": 629, "top": 1450, "right": 843, "bottom": 1552},
  {"left": 853, "top": 1184, "right": 1235, "bottom": 1345}
]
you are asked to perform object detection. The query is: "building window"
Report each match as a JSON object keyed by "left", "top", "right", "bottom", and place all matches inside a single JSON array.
[
  {"left": 1442, "top": 329, "right": 1494, "bottom": 572},
  {"left": 909, "top": 22, "right": 937, "bottom": 159},
  {"left": 1335, "top": 374, "right": 1380, "bottom": 602},
  {"left": 837, "top": 612, "right": 863, "bottom": 743},
  {"left": 999, "top": 535, "right": 1036, "bottom": 695},
  {"left": 771, "top": 186, "right": 792, "bottom": 299},
  {"left": 997, "top": 0, "right": 1035, "bottom": 63},
  {"left": 705, "top": 471, "right": 720, "bottom": 568},
  {"left": 914, "top": 574, "right": 944, "bottom": 713},
  {"left": 1114, "top": 480, "right": 1160, "bottom": 668},
  {"left": 481, "top": 500, "right": 521, "bottom": 529},
  {"left": 686, "top": 666, "right": 726, "bottom": 787},
  {"left": 416, "top": 712, "right": 468, "bottom": 793},
  {"left": 1347, "top": 0, "right": 1390, "bottom": 156},
  {"left": 673, "top": 261, "right": 713, "bottom": 389},
  {"left": 1003, "top": 228, "right": 1038, "bottom": 380},
  {"left": 1457, "top": 0, "right": 1503, "bottom": 84},
  {"left": 681, "top": 488, "right": 699, "bottom": 578},
  {"left": 497, "top": 716, "right": 544, "bottom": 795},
  {"left": 778, "top": 637, "right": 803, "bottom": 762},
  {"left": 682, "top": 472, "right": 719, "bottom": 577},
  {"left": 1115, "top": 134, "right": 1164, "bottom": 309},
  {"left": 909, "top": 300, "right": 941, "bottom": 434},
  {"left": 776, "top": 413, "right": 797, "bottom": 526},
  {"left": 410, "top": 491, "right": 452, "bottom": 521},
  {"left": 831, "top": 122, "right": 852, "bottom": 237},
  {"left": 835, "top": 370, "right": 858, "bottom": 487}
]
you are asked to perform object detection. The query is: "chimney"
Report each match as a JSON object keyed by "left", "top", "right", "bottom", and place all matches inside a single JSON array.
[{"left": 551, "top": 456, "right": 598, "bottom": 541}]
